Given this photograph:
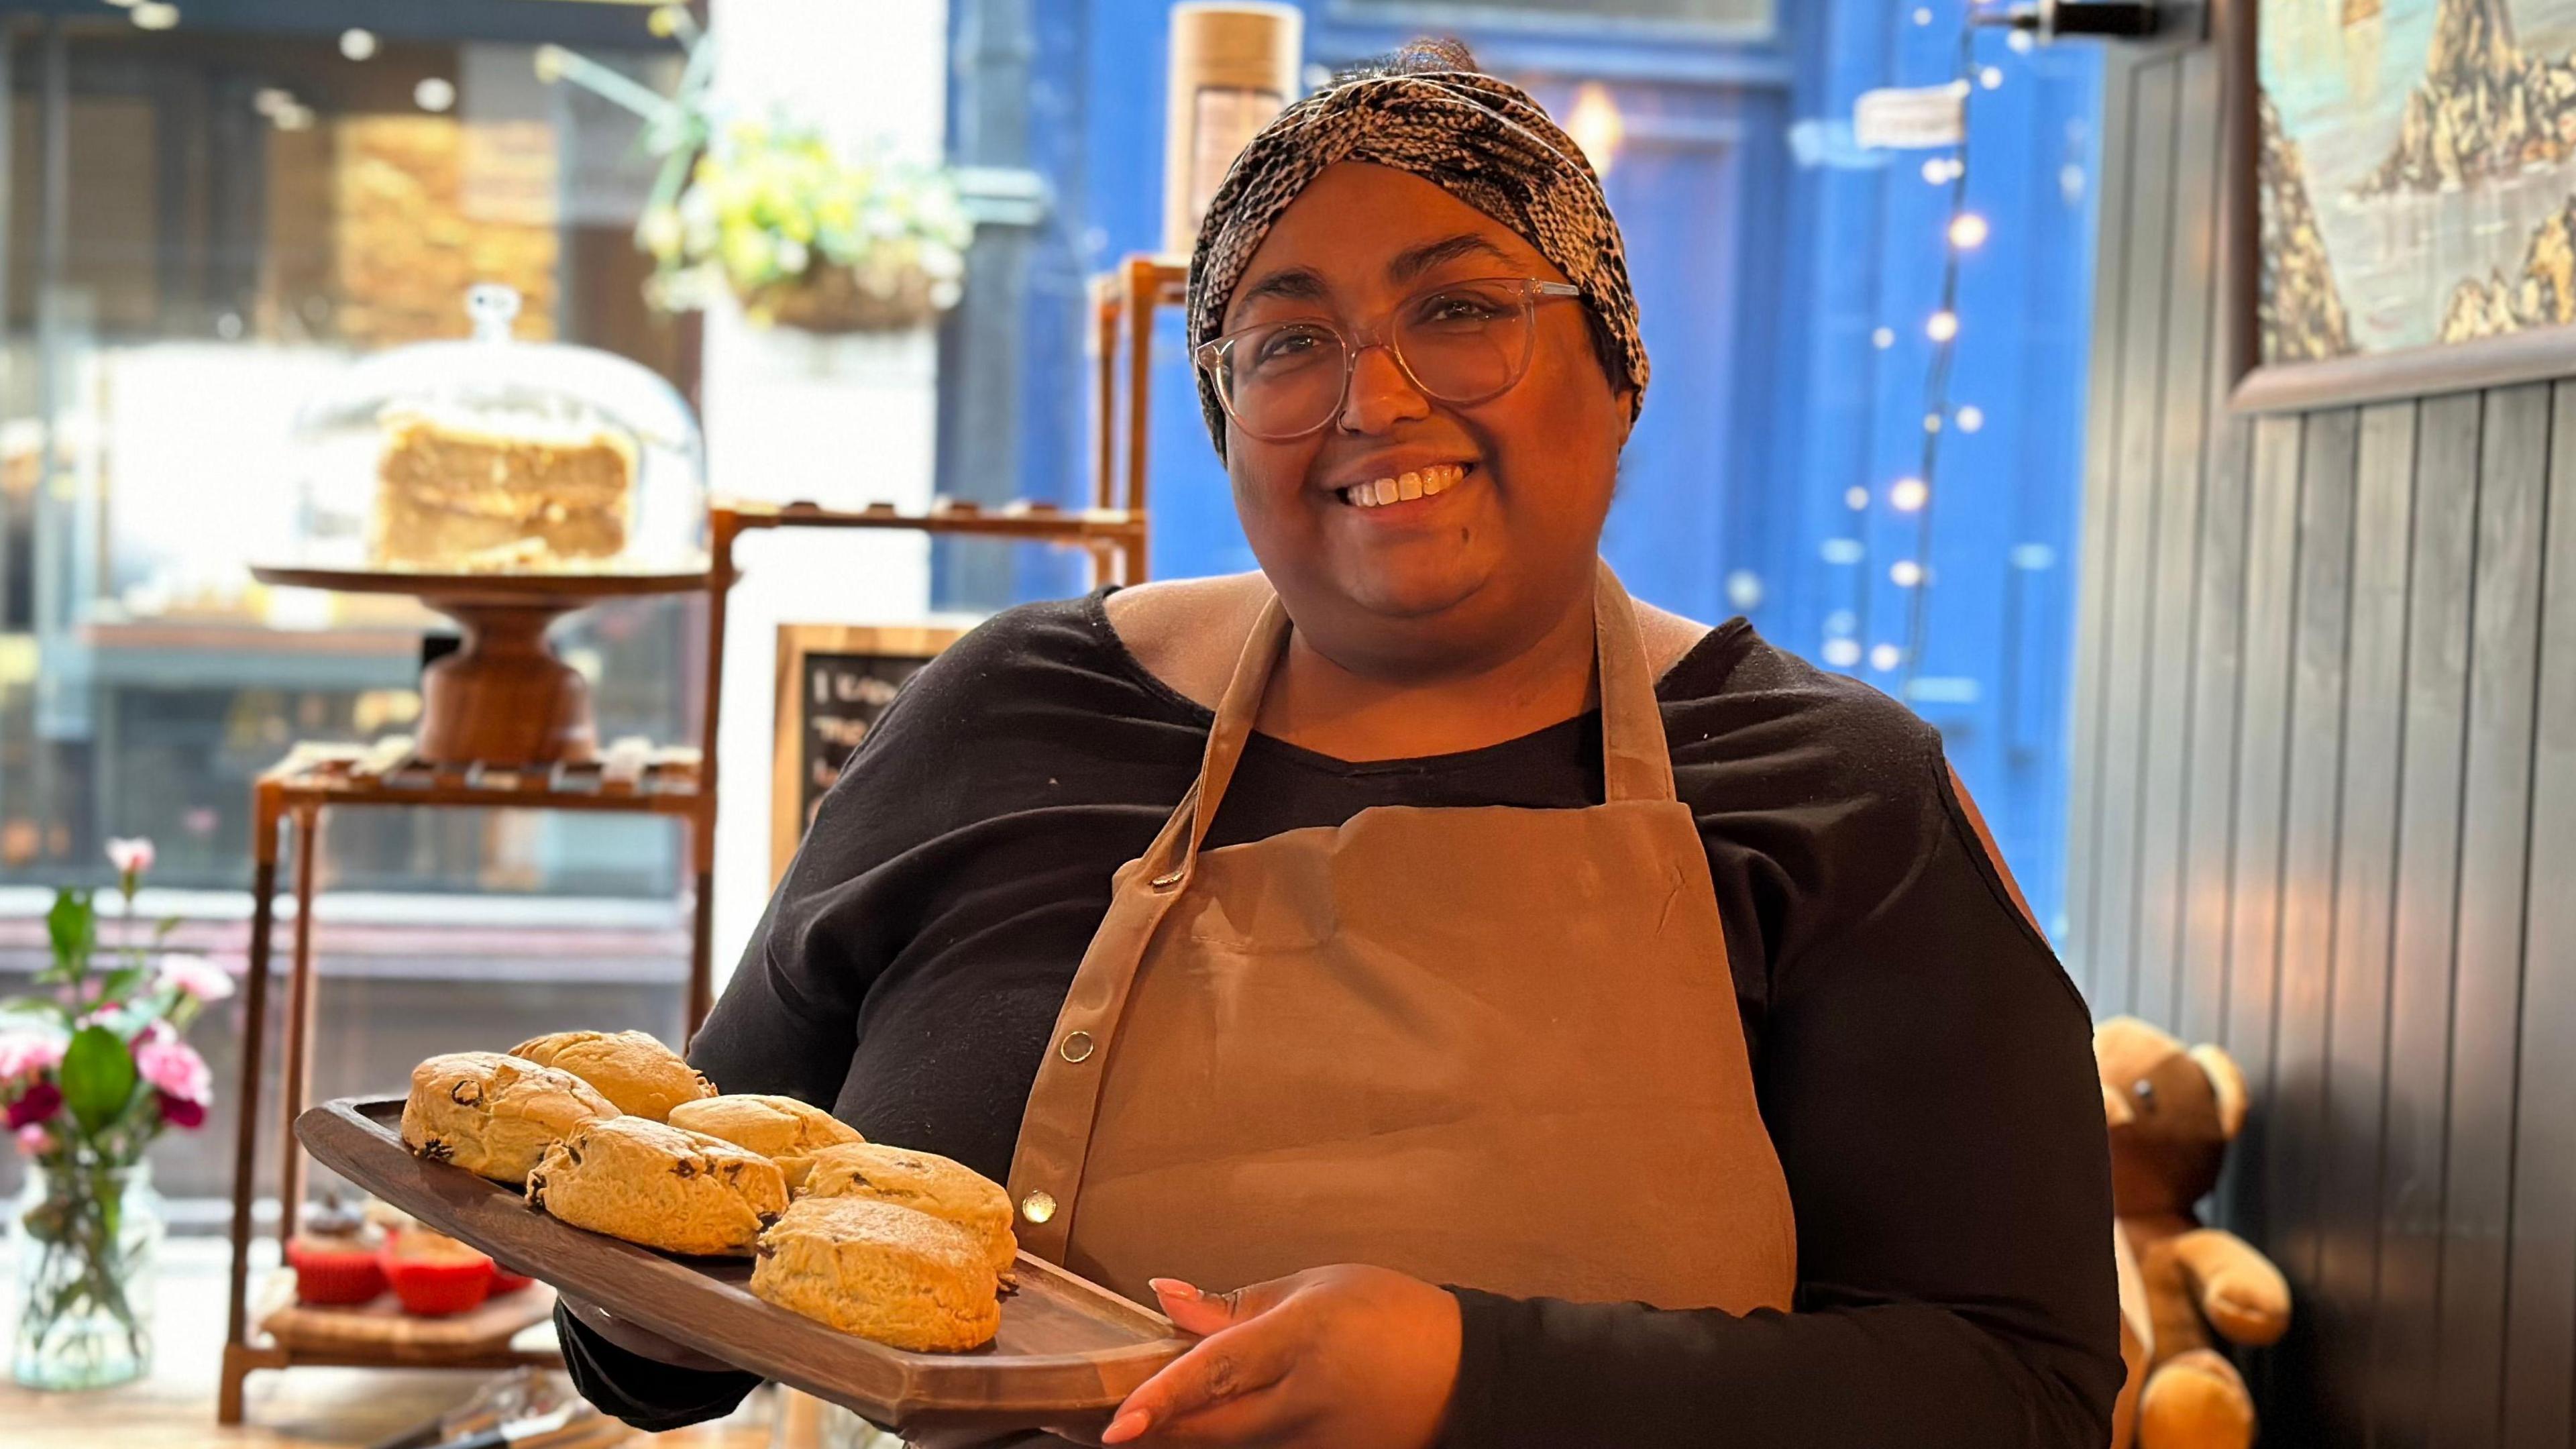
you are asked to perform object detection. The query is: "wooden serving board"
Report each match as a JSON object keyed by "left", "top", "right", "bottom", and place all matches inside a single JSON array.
[
  {"left": 297, "top": 1097, "right": 1191, "bottom": 1438},
  {"left": 258, "top": 1275, "right": 556, "bottom": 1360}
]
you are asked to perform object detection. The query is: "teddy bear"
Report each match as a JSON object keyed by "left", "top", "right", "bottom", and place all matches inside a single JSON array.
[{"left": 2096, "top": 1016, "right": 2292, "bottom": 1449}]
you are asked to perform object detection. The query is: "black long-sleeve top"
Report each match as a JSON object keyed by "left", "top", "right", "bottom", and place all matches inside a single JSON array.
[{"left": 559, "top": 589, "right": 2121, "bottom": 1446}]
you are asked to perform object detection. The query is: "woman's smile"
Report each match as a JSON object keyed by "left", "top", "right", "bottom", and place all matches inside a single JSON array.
[{"left": 1331, "top": 461, "right": 1473, "bottom": 514}]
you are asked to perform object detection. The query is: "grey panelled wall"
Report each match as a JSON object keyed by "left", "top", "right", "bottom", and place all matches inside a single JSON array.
[{"left": 2067, "top": 18, "right": 2576, "bottom": 1449}]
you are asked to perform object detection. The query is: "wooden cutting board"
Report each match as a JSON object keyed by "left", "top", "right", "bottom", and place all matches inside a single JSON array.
[{"left": 296, "top": 1097, "right": 1191, "bottom": 1439}]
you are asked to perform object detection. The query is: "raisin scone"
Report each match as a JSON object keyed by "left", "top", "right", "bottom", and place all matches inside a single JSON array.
[
  {"left": 526, "top": 1116, "right": 788, "bottom": 1256},
  {"left": 798, "top": 1142, "right": 1018, "bottom": 1283},
  {"left": 400, "top": 1052, "right": 617, "bottom": 1185},
  {"left": 507, "top": 1029, "right": 714, "bottom": 1121},
  {"left": 666, "top": 1093, "right": 863, "bottom": 1189},
  {"left": 751, "top": 1196, "right": 1001, "bottom": 1351}
]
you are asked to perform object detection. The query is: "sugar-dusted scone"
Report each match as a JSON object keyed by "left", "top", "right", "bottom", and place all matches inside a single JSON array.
[
  {"left": 400, "top": 1052, "right": 617, "bottom": 1185},
  {"left": 507, "top": 1030, "right": 714, "bottom": 1122},
  {"left": 666, "top": 1093, "right": 863, "bottom": 1189},
  {"left": 527, "top": 1116, "right": 788, "bottom": 1257},
  {"left": 798, "top": 1142, "right": 1017, "bottom": 1282},
  {"left": 751, "top": 1196, "right": 1001, "bottom": 1351}
]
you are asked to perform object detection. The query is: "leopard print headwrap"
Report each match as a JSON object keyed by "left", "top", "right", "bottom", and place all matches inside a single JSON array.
[{"left": 1185, "top": 69, "right": 1649, "bottom": 458}]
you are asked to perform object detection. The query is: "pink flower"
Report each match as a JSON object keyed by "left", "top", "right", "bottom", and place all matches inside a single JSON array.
[
  {"left": 7, "top": 1081, "right": 62, "bottom": 1130},
  {"left": 0, "top": 1032, "right": 64, "bottom": 1085},
  {"left": 14, "top": 1124, "right": 53, "bottom": 1156},
  {"left": 158, "top": 1093, "right": 206, "bottom": 1130},
  {"left": 105, "top": 837, "right": 155, "bottom": 879},
  {"left": 156, "top": 953, "right": 235, "bottom": 1002},
  {"left": 135, "top": 1036, "right": 211, "bottom": 1104},
  {"left": 138, "top": 1019, "right": 174, "bottom": 1049}
]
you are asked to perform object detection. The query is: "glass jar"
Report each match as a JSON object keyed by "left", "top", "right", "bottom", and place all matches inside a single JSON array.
[
  {"left": 11, "top": 1159, "right": 162, "bottom": 1392},
  {"left": 283, "top": 284, "right": 708, "bottom": 577}
]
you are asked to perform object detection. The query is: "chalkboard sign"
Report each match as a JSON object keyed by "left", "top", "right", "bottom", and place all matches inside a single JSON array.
[{"left": 772, "top": 623, "right": 968, "bottom": 883}]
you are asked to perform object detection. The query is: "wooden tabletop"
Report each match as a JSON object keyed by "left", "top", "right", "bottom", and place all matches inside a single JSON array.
[{"left": 0, "top": 1235, "right": 770, "bottom": 1449}]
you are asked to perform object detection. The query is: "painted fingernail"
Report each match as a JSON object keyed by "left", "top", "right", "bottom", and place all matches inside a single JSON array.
[
  {"left": 1102, "top": 1409, "right": 1150, "bottom": 1443},
  {"left": 1147, "top": 1277, "right": 1200, "bottom": 1301}
]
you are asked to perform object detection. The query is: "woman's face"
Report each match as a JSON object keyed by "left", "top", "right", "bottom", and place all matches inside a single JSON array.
[{"left": 1217, "top": 162, "right": 1633, "bottom": 676}]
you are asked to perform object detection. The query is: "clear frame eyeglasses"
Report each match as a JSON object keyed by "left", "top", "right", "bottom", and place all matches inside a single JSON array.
[{"left": 1194, "top": 276, "right": 1585, "bottom": 442}]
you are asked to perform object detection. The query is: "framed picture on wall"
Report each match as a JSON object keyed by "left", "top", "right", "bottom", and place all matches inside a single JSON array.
[
  {"left": 2235, "top": 0, "right": 2576, "bottom": 411},
  {"left": 770, "top": 623, "right": 969, "bottom": 885}
]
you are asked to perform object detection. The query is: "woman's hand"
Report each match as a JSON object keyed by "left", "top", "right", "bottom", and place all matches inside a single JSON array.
[{"left": 1099, "top": 1265, "right": 1461, "bottom": 1448}]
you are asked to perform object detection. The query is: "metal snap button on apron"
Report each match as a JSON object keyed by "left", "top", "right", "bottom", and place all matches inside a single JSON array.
[
  {"left": 1059, "top": 1031, "right": 1095, "bottom": 1063},
  {"left": 1020, "top": 1189, "right": 1057, "bottom": 1224}
]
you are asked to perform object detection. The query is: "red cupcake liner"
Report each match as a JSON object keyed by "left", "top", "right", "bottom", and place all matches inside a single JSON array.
[
  {"left": 286, "top": 1239, "right": 388, "bottom": 1306},
  {"left": 380, "top": 1239, "right": 495, "bottom": 1317}
]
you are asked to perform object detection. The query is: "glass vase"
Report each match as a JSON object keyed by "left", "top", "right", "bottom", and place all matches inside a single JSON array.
[{"left": 10, "top": 1159, "right": 160, "bottom": 1391}]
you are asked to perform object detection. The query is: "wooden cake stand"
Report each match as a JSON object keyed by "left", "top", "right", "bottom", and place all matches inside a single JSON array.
[{"left": 251, "top": 564, "right": 709, "bottom": 766}]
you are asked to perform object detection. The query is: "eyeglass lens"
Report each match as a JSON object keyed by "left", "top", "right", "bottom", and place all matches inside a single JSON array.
[{"left": 1215, "top": 280, "right": 1540, "bottom": 439}]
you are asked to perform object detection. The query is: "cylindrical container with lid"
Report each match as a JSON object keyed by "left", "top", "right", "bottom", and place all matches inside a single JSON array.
[{"left": 1161, "top": 3, "right": 1304, "bottom": 258}]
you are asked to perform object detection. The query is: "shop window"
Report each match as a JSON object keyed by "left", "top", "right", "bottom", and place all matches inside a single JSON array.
[{"left": 0, "top": 18, "right": 696, "bottom": 902}]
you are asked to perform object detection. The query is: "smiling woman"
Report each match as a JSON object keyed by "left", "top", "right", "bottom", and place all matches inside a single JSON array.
[{"left": 558, "top": 40, "right": 2120, "bottom": 1449}]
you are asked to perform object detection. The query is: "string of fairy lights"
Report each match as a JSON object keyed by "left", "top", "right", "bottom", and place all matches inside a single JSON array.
[{"left": 1827, "top": 10, "right": 2025, "bottom": 694}]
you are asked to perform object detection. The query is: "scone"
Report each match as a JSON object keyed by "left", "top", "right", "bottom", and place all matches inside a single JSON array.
[
  {"left": 666, "top": 1093, "right": 863, "bottom": 1189},
  {"left": 751, "top": 1195, "right": 1000, "bottom": 1351},
  {"left": 400, "top": 1052, "right": 617, "bottom": 1185},
  {"left": 526, "top": 1116, "right": 788, "bottom": 1256},
  {"left": 798, "top": 1142, "right": 1018, "bottom": 1282},
  {"left": 508, "top": 1029, "right": 714, "bottom": 1121}
]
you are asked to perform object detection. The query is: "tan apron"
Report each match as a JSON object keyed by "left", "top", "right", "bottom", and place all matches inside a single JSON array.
[{"left": 1006, "top": 564, "right": 1796, "bottom": 1313}]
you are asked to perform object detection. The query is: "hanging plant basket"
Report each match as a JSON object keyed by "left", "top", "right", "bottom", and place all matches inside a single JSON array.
[
  {"left": 533, "top": 32, "right": 973, "bottom": 341},
  {"left": 639, "top": 121, "right": 975, "bottom": 339},
  {"left": 738, "top": 261, "right": 947, "bottom": 335}
]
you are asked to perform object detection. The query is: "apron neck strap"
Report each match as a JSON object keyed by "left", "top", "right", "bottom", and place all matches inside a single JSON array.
[
  {"left": 1134, "top": 596, "right": 1290, "bottom": 889},
  {"left": 1141, "top": 560, "right": 1677, "bottom": 885},
  {"left": 1591, "top": 561, "right": 1678, "bottom": 805}
]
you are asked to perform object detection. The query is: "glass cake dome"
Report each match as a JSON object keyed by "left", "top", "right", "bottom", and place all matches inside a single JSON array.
[{"left": 285, "top": 284, "right": 707, "bottom": 576}]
